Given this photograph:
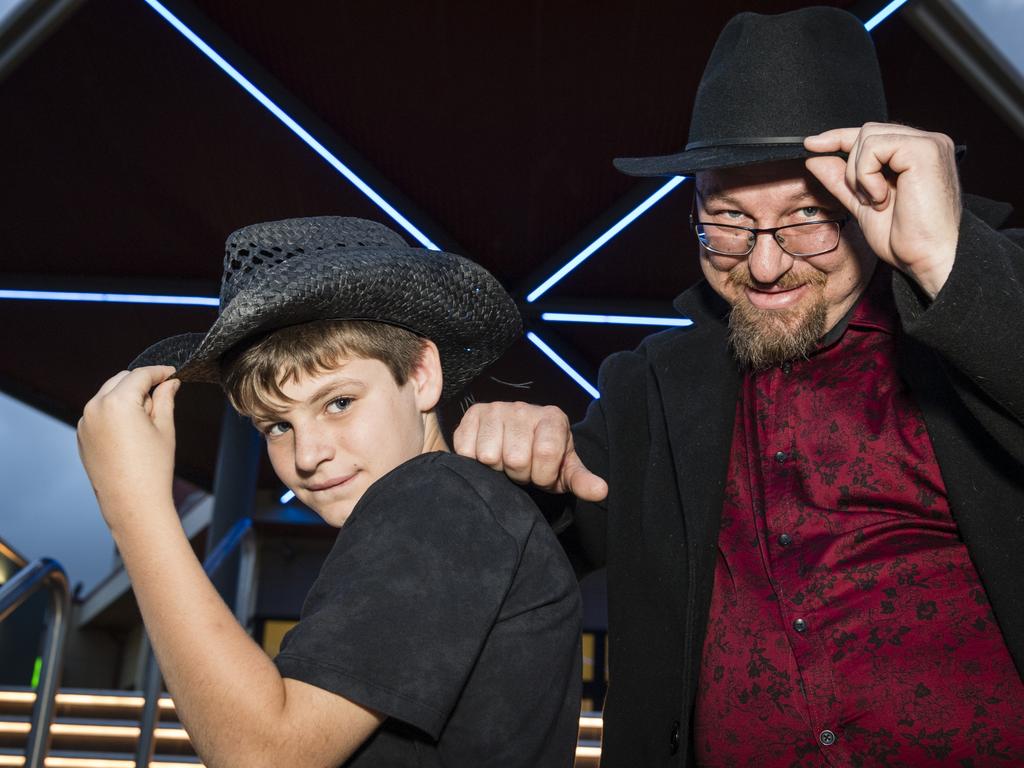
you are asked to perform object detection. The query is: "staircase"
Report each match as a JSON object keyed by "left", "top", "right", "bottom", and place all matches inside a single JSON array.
[{"left": 0, "top": 687, "right": 603, "bottom": 766}]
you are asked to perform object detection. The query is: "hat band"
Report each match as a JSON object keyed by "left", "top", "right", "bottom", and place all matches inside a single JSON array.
[{"left": 684, "top": 136, "right": 808, "bottom": 150}]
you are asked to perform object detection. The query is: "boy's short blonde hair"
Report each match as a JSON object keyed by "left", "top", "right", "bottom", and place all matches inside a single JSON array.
[{"left": 222, "top": 319, "right": 428, "bottom": 417}]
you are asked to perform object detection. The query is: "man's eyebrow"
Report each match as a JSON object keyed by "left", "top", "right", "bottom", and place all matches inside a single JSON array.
[
  {"left": 699, "top": 191, "right": 743, "bottom": 207},
  {"left": 787, "top": 190, "right": 826, "bottom": 202}
]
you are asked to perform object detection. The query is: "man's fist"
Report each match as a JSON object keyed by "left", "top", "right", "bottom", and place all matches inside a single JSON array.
[
  {"left": 453, "top": 401, "right": 608, "bottom": 502},
  {"left": 805, "top": 123, "right": 961, "bottom": 299}
]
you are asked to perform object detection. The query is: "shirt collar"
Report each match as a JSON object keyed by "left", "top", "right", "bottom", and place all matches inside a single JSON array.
[{"left": 818, "top": 261, "right": 896, "bottom": 349}]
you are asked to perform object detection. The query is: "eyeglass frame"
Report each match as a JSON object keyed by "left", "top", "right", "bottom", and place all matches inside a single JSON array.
[{"left": 689, "top": 193, "right": 851, "bottom": 258}]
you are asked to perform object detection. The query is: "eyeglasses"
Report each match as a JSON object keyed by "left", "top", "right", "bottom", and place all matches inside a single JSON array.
[{"left": 690, "top": 195, "right": 850, "bottom": 258}]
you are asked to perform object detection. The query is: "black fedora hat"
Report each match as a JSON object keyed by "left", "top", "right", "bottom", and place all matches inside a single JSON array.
[
  {"left": 613, "top": 7, "right": 888, "bottom": 177},
  {"left": 129, "top": 216, "right": 522, "bottom": 401}
]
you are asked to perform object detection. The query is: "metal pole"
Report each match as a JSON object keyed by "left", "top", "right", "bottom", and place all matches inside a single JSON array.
[
  {"left": 0, "top": 558, "right": 69, "bottom": 768},
  {"left": 207, "top": 404, "right": 262, "bottom": 608},
  {"left": 134, "top": 518, "right": 259, "bottom": 766},
  {"left": 133, "top": 635, "right": 163, "bottom": 768}
]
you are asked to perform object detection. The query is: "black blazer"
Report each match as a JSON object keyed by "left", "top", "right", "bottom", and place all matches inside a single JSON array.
[{"left": 569, "top": 198, "right": 1024, "bottom": 768}]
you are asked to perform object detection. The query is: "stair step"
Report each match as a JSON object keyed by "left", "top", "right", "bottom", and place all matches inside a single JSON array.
[
  {"left": 0, "top": 689, "right": 603, "bottom": 764},
  {"left": 0, "top": 689, "right": 176, "bottom": 721},
  {"left": 0, "top": 747, "right": 202, "bottom": 767}
]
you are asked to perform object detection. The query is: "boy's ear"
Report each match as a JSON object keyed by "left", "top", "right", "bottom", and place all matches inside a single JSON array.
[{"left": 409, "top": 340, "right": 444, "bottom": 412}]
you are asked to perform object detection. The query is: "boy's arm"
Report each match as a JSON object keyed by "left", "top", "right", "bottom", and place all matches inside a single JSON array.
[{"left": 77, "top": 367, "right": 383, "bottom": 768}]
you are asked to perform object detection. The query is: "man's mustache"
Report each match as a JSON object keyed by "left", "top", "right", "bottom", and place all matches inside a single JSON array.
[{"left": 724, "top": 264, "right": 827, "bottom": 292}]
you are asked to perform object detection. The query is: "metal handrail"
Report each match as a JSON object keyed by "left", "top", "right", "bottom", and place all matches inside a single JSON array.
[
  {"left": 0, "top": 557, "right": 71, "bottom": 768},
  {"left": 135, "top": 517, "right": 258, "bottom": 767}
]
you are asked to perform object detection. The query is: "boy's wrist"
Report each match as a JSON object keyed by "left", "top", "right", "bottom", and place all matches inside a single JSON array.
[{"left": 106, "top": 496, "right": 180, "bottom": 547}]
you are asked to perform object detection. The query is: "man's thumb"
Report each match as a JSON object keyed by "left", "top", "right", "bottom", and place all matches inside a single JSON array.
[{"left": 562, "top": 452, "right": 608, "bottom": 502}]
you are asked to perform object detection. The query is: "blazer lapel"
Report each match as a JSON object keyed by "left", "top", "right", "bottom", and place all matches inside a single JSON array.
[{"left": 651, "top": 281, "right": 741, "bottom": 558}]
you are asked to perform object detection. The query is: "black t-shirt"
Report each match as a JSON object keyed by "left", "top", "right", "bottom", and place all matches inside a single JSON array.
[{"left": 274, "top": 452, "right": 582, "bottom": 767}]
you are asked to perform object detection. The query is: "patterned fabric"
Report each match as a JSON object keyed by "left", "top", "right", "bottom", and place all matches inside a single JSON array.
[{"left": 693, "top": 270, "right": 1024, "bottom": 766}]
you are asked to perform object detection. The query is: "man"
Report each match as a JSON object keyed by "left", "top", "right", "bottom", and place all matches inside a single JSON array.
[
  {"left": 77, "top": 216, "right": 582, "bottom": 767},
  {"left": 455, "top": 7, "right": 1024, "bottom": 766}
]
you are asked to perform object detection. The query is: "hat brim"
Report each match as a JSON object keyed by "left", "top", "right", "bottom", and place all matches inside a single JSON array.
[
  {"left": 613, "top": 143, "right": 848, "bottom": 177},
  {"left": 129, "top": 244, "right": 522, "bottom": 401}
]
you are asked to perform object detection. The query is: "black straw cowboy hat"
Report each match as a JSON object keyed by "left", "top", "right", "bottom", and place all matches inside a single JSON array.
[
  {"left": 129, "top": 216, "right": 522, "bottom": 400},
  {"left": 613, "top": 7, "right": 888, "bottom": 177}
]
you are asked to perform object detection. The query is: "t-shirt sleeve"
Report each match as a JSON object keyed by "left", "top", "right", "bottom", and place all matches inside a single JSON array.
[{"left": 273, "top": 458, "right": 526, "bottom": 739}]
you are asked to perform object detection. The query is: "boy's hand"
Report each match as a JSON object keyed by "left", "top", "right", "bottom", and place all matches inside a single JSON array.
[{"left": 77, "top": 366, "right": 180, "bottom": 531}]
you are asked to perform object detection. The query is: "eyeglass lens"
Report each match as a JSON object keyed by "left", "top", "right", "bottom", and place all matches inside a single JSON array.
[{"left": 699, "top": 222, "right": 840, "bottom": 257}]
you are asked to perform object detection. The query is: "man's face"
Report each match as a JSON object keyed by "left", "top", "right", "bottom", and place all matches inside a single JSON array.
[
  {"left": 695, "top": 161, "right": 875, "bottom": 368},
  {"left": 254, "top": 357, "right": 427, "bottom": 527}
]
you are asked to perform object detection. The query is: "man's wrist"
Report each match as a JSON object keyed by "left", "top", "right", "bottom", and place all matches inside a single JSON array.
[{"left": 906, "top": 251, "right": 955, "bottom": 301}]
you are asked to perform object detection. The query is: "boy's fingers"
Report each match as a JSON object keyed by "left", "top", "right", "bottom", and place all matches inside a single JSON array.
[
  {"left": 96, "top": 370, "right": 132, "bottom": 398},
  {"left": 113, "top": 366, "right": 177, "bottom": 406},
  {"left": 152, "top": 379, "right": 180, "bottom": 434}
]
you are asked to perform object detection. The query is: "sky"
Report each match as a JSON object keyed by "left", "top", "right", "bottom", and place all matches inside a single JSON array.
[
  {"left": 949, "top": 0, "right": 1024, "bottom": 80},
  {"left": 0, "top": 391, "right": 116, "bottom": 595}
]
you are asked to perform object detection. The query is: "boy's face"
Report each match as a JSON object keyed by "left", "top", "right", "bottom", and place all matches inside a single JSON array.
[{"left": 253, "top": 356, "right": 430, "bottom": 527}]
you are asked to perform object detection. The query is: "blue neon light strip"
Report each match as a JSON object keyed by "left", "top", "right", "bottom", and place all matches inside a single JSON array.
[
  {"left": 140, "top": 0, "right": 440, "bottom": 252},
  {"left": 280, "top": 489, "right": 296, "bottom": 504},
  {"left": 526, "top": 332, "right": 600, "bottom": 399},
  {"left": 526, "top": 175, "right": 687, "bottom": 302},
  {"left": 0, "top": 289, "right": 219, "bottom": 306},
  {"left": 542, "top": 312, "right": 693, "bottom": 328},
  {"left": 864, "top": 0, "right": 909, "bottom": 30}
]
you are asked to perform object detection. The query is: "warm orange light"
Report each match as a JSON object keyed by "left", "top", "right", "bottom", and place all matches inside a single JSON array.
[
  {"left": 0, "top": 691, "right": 175, "bottom": 711},
  {"left": 578, "top": 716, "right": 603, "bottom": 729},
  {"left": 0, "top": 692, "right": 35, "bottom": 705},
  {"left": 0, "top": 721, "right": 187, "bottom": 741},
  {"left": 576, "top": 745, "right": 602, "bottom": 758},
  {"left": 0, "top": 758, "right": 207, "bottom": 768}
]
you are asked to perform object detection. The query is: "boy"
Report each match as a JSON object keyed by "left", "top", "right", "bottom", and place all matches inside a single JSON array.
[{"left": 77, "top": 216, "right": 582, "bottom": 767}]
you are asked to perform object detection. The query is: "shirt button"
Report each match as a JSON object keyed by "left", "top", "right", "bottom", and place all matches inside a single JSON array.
[
  {"left": 669, "top": 721, "right": 680, "bottom": 754},
  {"left": 774, "top": 450, "right": 788, "bottom": 463},
  {"left": 793, "top": 618, "right": 808, "bottom": 633},
  {"left": 819, "top": 729, "right": 837, "bottom": 746},
  {"left": 782, "top": 361, "right": 793, "bottom": 374},
  {"left": 778, "top": 533, "right": 793, "bottom": 547}
]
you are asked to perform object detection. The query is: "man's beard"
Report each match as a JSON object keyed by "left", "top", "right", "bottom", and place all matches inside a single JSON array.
[{"left": 725, "top": 266, "right": 828, "bottom": 370}]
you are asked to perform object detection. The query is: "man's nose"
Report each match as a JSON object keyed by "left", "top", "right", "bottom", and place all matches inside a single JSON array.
[
  {"left": 747, "top": 232, "right": 794, "bottom": 285},
  {"left": 294, "top": 423, "right": 334, "bottom": 473}
]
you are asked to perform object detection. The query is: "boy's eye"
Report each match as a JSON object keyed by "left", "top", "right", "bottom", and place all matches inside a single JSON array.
[
  {"left": 799, "top": 206, "right": 823, "bottom": 218},
  {"left": 327, "top": 397, "right": 352, "bottom": 413},
  {"left": 265, "top": 421, "right": 290, "bottom": 437}
]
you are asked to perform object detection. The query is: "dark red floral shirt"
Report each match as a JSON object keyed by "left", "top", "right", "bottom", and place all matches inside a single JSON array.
[{"left": 693, "top": 269, "right": 1024, "bottom": 766}]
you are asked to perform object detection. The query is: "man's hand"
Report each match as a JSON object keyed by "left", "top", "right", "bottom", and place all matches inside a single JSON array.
[
  {"left": 804, "top": 123, "right": 961, "bottom": 299},
  {"left": 453, "top": 401, "right": 608, "bottom": 502},
  {"left": 77, "top": 366, "right": 180, "bottom": 531}
]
